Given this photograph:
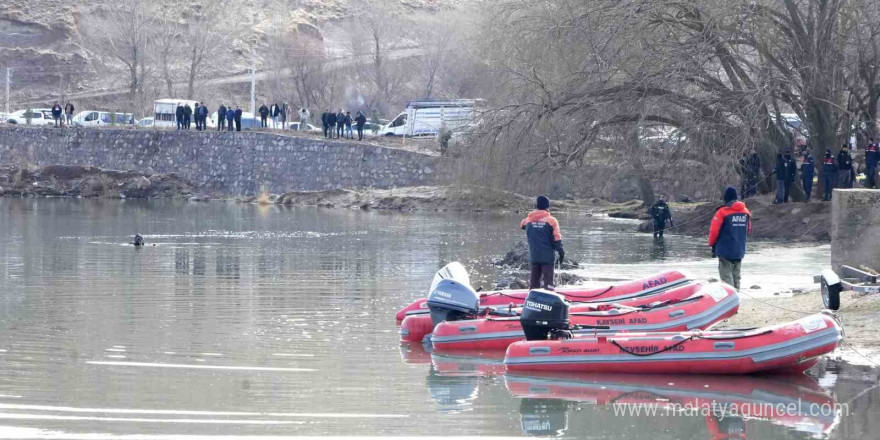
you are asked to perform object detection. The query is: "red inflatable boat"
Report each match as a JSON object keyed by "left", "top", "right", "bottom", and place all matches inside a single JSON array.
[
  {"left": 430, "top": 282, "right": 739, "bottom": 350},
  {"left": 396, "top": 264, "right": 689, "bottom": 322},
  {"left": 504, "top": 313, "right": 841, "bottom": 374},
  {"left": 400, "top": 279, "right": 713, "bottom": 344}
]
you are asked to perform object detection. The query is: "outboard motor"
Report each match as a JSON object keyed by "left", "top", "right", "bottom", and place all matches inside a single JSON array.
[
  {"left": 521, "top": 290, "right": 570, "bottom": 341},
  {"left": 427, "top": 279, "right": 479, "bottom": 327}
]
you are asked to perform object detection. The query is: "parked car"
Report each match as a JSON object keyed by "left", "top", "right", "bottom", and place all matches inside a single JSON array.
[
  {"left": 136, "top": 117, "right": 154, "bottom": 128},
  {"left": 287, "top": 122, "right": 322, "bottom": 132},
  {"left": 7, "top": 109, "right": 54, "bottom": 125}
]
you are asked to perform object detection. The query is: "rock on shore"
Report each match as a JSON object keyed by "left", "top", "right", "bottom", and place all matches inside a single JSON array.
[
  {"left": 0, "top": 165, "right": 199, "bottom": 199},
  {"left": 274, "top": 185, "right": 589, "bottom": 212}
]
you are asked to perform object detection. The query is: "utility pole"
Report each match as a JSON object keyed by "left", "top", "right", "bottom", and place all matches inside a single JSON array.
[
  {"left": 250, "top": 45, "right": 256, "bottom": 128},
  {"left": 5, "top": 68, "right": 10, "bottom": 116}
]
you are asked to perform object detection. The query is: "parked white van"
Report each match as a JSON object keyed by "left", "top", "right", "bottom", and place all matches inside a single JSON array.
[
  {"left": 7, "top": 108, "right": 54, "bottom": 125},
  {"left": 379, "top": 100, "right": 479, "bottom": 137},
  {"left": 153, "top": 99, "right": 199, "bottom": 128},
  {"left": 72, "top": 111, "right": 134, "bottom": 127}
]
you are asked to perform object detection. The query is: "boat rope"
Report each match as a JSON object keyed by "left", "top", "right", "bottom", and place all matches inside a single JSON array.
[{"left": 560, "top": 286, "right": 615, "bottom": 300}]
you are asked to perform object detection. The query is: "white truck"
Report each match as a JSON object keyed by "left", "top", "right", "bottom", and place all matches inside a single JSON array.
[
  {"left": 72, "top": 111, "right": 135, "bottom": 127},
  {"left": 153, "top": 99, "right": 199, "bottom": 128},
  {"left": 379, "top": 100, "right": 479, "bottom": 137}
]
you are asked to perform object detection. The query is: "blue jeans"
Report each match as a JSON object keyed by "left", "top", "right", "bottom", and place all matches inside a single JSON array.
[{"left": 775, "top": 179, "right": 785, "bottom": 203}]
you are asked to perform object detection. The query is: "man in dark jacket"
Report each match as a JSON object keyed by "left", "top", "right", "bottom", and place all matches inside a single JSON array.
[
  {"left": 281, "top": 103, "right": 289, "bottom": 130},
  {"left": 822, "top": 150, "right": 837, "bottom": 201},
  {"left": 743, "top": 149, "right": 761, "bottom": 198},
  {"left": 708, "top": 187, "right": 751, "bottom": 290},
  {"left": 321, "top": 110, "right": 330, "bottom": 138},
  {"left": 199, "top": 102, "right": 209, "bottom": 131},
  {"left": 355, "top": 111, "right": 367, "bottom": 141},
  {"left": 225, "top": 106, "right": 235, "bottom": 131},
  {"left": 649, "top": 197, "right": 673, "bottom": 238},
  {"left": 183, "top": 103, "right": 193, "bottom": 129},
  {"left": 234, "top": 106, "right": 243, "bottom": 132},
  {"left": 51, "top": 102, "right": 63, "bottom": 127},
  {"left": 336, "top": 110, "right": 345, "bottom": 138},
  {"left": 801, "top": 152, "right": 815, "bottom": 201},
  {"left": 837, "top": 145, "right": 854, "bottom": 189},
  {"left": 783, "top": 152, "right": 796, "bottom": 202},
  {"left": 64, "top": 102, "right": 75, "bottom": 126},
  {"left": 176, "top": 103, "right": 185, "bottom": 130},
  {"left": 218, "top": 104, "right": 227, "bottom": 131},
  {"left": 259, "top": 103, "right": 270, "bottom": 128},
  {"left": 773, "top": 154, "right": 786, "bottom": 204},
  {"left": 867, "top": 138, "right": 879, "bottom": 188},
  {"left": 520, "top": 196, "right": 565, "bottom": 290},
  {"left": 328, "top": 111, "right": 338, "bottom": 138},
  {"left": 194, "top": 102, "right": 202, "bottom": 130}
]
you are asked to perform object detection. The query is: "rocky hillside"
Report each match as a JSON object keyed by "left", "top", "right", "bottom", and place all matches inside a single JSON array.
[{"left": 0, "top": 0, "right": 474, "bottom": 105}]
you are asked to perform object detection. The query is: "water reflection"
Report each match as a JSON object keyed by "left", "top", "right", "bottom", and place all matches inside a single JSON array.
[{"left": 505, "top": 372, "right": 839, "bottom": 438}]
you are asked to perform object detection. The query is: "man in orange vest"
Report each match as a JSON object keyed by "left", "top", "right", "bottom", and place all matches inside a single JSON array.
[
  {"left": 708, "top": 187, "right": 752, "bottom": 290},
  {"left": 521, "top": 196, "right": 565, "bottom": 290}
]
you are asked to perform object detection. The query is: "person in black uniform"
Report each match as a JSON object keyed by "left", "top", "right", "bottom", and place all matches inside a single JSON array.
[{"left": 649, "top": 197, "right": 674, "bottom": 238}]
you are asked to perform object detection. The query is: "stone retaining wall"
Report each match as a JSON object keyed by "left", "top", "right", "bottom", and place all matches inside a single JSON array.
[{"left": 0, "top": 127, "right": 454, "bottom": 195}]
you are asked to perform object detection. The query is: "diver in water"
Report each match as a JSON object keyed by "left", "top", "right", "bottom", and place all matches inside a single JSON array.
[
  {"left": 133, "top": 234, "right": 144, "bottom": 247},
  {"left": 649, "top": 197, "right": 673, "bottom": 238}
]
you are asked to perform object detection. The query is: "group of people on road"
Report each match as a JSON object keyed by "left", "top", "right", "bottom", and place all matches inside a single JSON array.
[
  {"left": 215, "top": 104, "right": 244, "bottom": 132},
  {"left": 521, "top": 187, "right": 750, "bottom": 292},
  {"left": 257, "top": 103, "right": 308, "bottom": 130},
  {"left": 321, "top": 110, "right": 368, "bottom": 141},
  {"left": 175, "top": 102, "right": 214, "bottom": 131},
  {"left": 49, "top": 101, "right": 76, "bottom": 127}
]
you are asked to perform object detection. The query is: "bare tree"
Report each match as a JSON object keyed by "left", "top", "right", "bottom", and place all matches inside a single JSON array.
[
  {"left": 80, "top": 2, "right": 157, "bottom": 112},
  {"left": 180, "top": 1, "right": 236, "bottom": 99}
]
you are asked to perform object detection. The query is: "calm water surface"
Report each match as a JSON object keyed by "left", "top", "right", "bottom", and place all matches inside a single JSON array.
[{"left": 0, "top": 198, "right": 876, "bottom": 439}]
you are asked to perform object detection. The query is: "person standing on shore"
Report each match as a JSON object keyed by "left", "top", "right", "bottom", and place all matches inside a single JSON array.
[
  {"left": 281, "top": 103, "right": 289, "bottom": 130},
  {"left": 708, "top": 187, "right": 751, "bottom": 291},
  {"left": 328, "top": 111, "right": 338, "bottom": 139},
  {"left": 800, "top": 152, "right": 815, "bottom": 201},
  {"left": 299, "top": 107, "right": 310, "bottom": 130},
  {"left": 217, "top": 103, "right": 227, "bottom": 131},
  {"left": 355, "top": 111, "right": 367, "bottom": 141},
  {"left": 837, "top": 145, "right": 854, "bottom": 189},
  {"left": 864, "top": 138, "right": 878, "bottom": 188},
  {"left": 183, "top": 103, "right": 192, "bottom": 130},
  {"left": 520, "top": 196, "right": 565, "bottom": 290},
  {"left": 336, "top": 109, "right": 345, "bottom": 139},
  {"left": 773, "top": 154, "right": 786, "bottom": 204},
  {"left": 225, "top": 106, "right": 235, "bottom": 131},
  {"left": 743, "top": 149, "right": 761, "bottom": 198},
  {"left": 51, "top": 102, "right": 63, "bottom": 127},
  {"left": 822, "top": 150, "right": 837, "bottom": 201},
  {"left": 321, "top": 110, "right": 330, "bottom": 138},
  {"left": 64, "top": 102, "right": 75, "bottom": 126},
  {"left": 344, "top": 111, "right": 353, "bottom": 139},
  {"left": 270, "top": 103, "right": 280, "bottom": 129},
  {"left": 259, "top": 103, "right": 270, "bottom": 128},
  {"left": 176, "top": 103, "right": 185, "bottom": 130},
  {"left": 234, "top": 106, "right": 243, "bottom": 132}
]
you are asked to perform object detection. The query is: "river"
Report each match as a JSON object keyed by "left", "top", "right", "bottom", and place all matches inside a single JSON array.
[{"left": 0, "top": 198, "right": 876, "bottom": 439}]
